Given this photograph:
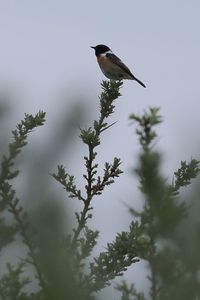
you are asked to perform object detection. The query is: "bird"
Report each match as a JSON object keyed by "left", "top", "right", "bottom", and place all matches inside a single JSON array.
[{"left": 91, "top": 44, "right": 146, "bottom": 88}]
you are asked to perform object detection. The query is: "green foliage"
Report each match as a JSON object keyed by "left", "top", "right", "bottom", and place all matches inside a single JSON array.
[
  {"left": 90, "top": 221, "right": 150, "bottom": 292},
  {"left": 0, "top": 112, "right": 45, "bottom": 244},
  {"left": 116, "top": 281, "right": 145, "bottom": 300},
  {"left": 0, "top": 82, "right": 125, "bottom": 300},
  {"left": 0, "top": 263, "right": 31, "bottom": 300},
  {"left": 53, "top": 165, "right": 84, "bottom": 201},
  {"left": 0, "top": 111, "right": 45, "bottom": 188},
  {"left": 130, "top": 107, "right": 162, "bottom": 151},
  {"left": 126, "top": 107, "right": 200, "bottom": 300},
  {"left": 0, "top": 83, "right": 200, "bottom": 300},
  {"left": 0, "top": 112, "right": 47, "bottom": 297},
  {"left": 173, "top": 159, "right": 200, "bottom": 192},
  {"left": 53, "top": 80, "right": 123, "bottom": 250}
]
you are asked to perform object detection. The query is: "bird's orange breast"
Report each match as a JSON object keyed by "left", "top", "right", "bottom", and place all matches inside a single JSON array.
[{"left": 97, "top": 55, "right": 110, "bottom": 70}]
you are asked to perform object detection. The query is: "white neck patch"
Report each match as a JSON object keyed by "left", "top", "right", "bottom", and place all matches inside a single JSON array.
[{"left": 100, "top": 50, "right": 113, "bottom": 57}]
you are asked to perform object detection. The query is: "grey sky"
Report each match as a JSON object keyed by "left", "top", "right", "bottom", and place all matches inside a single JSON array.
[{"left": 0, "top": 0, "right": 200, "bottom": 297}]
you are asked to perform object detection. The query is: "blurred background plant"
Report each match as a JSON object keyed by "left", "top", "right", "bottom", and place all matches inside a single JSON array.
[{"left": 0, "top": 81, "right": 200, "bottom": 300}]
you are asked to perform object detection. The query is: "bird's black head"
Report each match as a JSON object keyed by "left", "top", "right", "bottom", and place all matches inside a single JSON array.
[{"left": 91, "top": 44, "right": 111, "bottom": 56}]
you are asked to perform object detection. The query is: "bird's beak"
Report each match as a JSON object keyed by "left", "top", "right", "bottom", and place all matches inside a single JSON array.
[{"left": 90, "top": 46, "right": 95, "bottom": 49}]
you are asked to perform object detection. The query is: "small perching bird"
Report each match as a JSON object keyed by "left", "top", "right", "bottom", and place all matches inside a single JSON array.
[{"left": 91, "top": 44, "right": 146, "bottom": 88}]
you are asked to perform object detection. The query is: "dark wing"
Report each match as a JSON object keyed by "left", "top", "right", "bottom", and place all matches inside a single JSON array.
[{"left": 106, "top": 52, "right": 135, "bottom": 79}]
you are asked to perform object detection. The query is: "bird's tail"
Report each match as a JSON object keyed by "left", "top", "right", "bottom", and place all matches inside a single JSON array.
[{"left": 133, "top": 76, "right": 146, "bottom": 88}]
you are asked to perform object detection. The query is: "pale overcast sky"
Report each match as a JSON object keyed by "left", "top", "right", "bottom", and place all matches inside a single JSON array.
[{"left": 0, "top": 1, "right": 200, "bottom": 298}]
